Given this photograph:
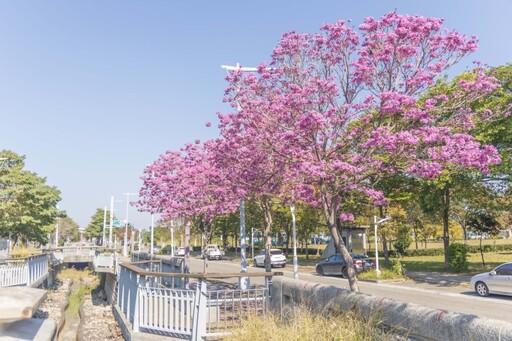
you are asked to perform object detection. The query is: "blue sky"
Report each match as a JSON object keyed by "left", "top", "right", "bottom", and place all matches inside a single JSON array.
[{"left": 2, "top": 1, "right": 512, "bottom": 230}]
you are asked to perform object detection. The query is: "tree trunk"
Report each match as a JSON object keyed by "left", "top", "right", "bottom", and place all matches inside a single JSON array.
[
  {"left": 442, "top": 185, "right": 451, "bottom": 271},
  {"left": 260, "top": 196, "right": 273, "bottom": 274},
  {"left": 480, "top": 236, "right": 486, "bottom": 267},
  {"left": 462, "top": 223, "right": 467, "bottom": 244},
  {"left": 382, "top": 236, "right": 389, "bottom": 261},
  {"left": 321, "top": 193, "right": 359, "bottom": 291}
]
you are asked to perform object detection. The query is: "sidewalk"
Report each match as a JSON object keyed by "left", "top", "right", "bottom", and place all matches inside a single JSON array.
[{"left": 404, "top": 271, "right": 472, "bottom": 287}]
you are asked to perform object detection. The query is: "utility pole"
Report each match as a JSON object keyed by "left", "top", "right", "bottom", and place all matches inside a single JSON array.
[
  {"left": 291, "top": 191, "right": 298, "bottom": 280},
  {"left": 55, "top": 223, "right": 59, "bottom": 247},
  {"left": 123, "top": 193, "right": 137, "bottom": 257},
  {"left": 221, "top": 63, "right": 259, "bottom": 290},
  {"left": 102, "top": 206, "right": 107, "bottom": 246},
  {"left": 108, "top": 196, "right": 122, "bottom": 248},
  {"left": 150, "top": 214, "right": 155, "bottom": 256},
  {"left": 374, "top": 216, "right": 391, "bottom": 276}
]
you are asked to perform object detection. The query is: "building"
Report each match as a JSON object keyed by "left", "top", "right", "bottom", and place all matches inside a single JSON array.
[{"left": 321, "top": 226, "right": 369, "bottom": 258}]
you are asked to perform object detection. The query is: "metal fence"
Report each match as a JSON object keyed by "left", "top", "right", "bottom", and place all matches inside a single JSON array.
[
  {"left": 117, "top": 261, "right": 280, "bottom": 340},
  {"left": 0, "top": 260, "right": 27, "bottom": 286},
  {"left": 0, "top": 254, "right": 49, "bottom": 287}
]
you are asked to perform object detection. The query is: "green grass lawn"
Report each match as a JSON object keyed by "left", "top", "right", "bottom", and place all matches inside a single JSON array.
[
  {"left": 399, "top": 250, "right": 512, "bottom": 274},
  {"left": 230, "top": 241, "right": 512, "bottom": 275}
]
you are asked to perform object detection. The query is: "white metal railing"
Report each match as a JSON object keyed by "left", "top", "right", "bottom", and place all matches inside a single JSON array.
[
  {"left": 204, "top": 287, "right": 268, "bottom": 337},
  {"left": 0, "top": 254, "right": 48, "bottom": 287},
  {"left": 27, "top": 254, "right": 49, "bottom": 286},
  {"left": 137, "top": 286, "right": 195, "bottom": 336},
  {"left": 0, "top": 261, "right": 27, "bottom": 287},
  {"left": 116, "top": 261, "right": 276, "bottom": 340}
]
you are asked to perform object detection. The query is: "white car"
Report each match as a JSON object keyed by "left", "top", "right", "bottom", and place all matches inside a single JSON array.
[
  {"left": 175, "top": 247, "right": 186, "bottom": 257},
  {"left": 202, "top": 244, "right": 224, "bottom": 260},
  {"left": 253, "top": 249, "right": 286, "bottom": 268},
  {"left": 470, "top": 262, "right": 512, "bottom": 297}
]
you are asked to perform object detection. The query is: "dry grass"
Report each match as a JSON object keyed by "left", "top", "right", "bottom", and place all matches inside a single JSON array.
[
  {"left": 57, "top": 268, "right": 94, "bottom": 282},
  {"left": 223, "top": 307, "right": 399, "bottom": 341},
  {"left": 58, "top": 268, "right": 100, "bottom": 313},
  {"left": 9, "top": 246, "right": 41, "bottom": 258}
]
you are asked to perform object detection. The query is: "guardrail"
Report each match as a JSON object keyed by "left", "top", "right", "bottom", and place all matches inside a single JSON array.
[
  {"left": 0, "top": 254, "right": 49, "bottom": 287},
  {"left": 117, "top": 261, "right": 282, "bottom": 340}
]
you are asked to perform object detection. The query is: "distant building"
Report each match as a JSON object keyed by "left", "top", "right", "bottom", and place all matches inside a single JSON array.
[{"left": 321, "top": 226, "right": 369, "bottom": 258}]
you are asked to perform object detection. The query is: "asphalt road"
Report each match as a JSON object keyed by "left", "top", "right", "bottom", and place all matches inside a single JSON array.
[{"left": 188, "top": 257, "right": 512, "bottom": 324}]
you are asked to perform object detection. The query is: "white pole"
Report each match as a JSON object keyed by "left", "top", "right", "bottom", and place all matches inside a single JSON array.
[
  {"left": 123, "top": 193, "right": 136, "bottom": 257},
  {"left": 138, "top": 229, "right": 141, "bottom": 252},
  {"left": 55, "top": 223, "right": 59, "bottom": 247},
  {"left": 291, "top": 196, "right": 298, "bottom": 280},
  {"left": 239, "top": 198, "right": 249, "bottom": 289},
  {"left": 251, "top": 227, "right": 254, "bottom": 259},
  {"left": 102, "top": 206, "right": 107, "bottom": 246},
  {"left": 150, "top": 214, "right": 154, "bottom": 256},
  {"left": 109, "top": 196, "right": 114, "bottom": 247},
  {"left": 171, "top": 225, "right": 175, "bottom": 257},
  {"left": 374, "top": 215, "right": 380, "bottom": 276}
]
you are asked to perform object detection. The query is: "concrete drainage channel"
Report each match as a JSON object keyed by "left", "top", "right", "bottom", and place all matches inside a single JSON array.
[
  {"left": 58, "top": 280, "right": 85, "bottom": 341},
  {"left": 35, "top": 268, "right": 123, "bottom": 341}
]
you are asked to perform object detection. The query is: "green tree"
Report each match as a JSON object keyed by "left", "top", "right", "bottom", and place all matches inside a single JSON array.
[
  {"left": 85, "top": 208, "right": 111, "bottom": 243},
  {"left": 0, "top": 150, "right": 62, "bottom": 245},
  {"left": 472, "top": 64, "right": 512, "bottom": 181},
  {"left": 467, "top": 210, "right": 502, "bottom": 266},
  {"left": 57, "top": 216, "right": 80, "bottom": 243}
]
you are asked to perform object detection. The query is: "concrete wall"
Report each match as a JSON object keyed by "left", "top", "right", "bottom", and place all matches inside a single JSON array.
[{"left": 270, "top": 277, "right": 512, "bottom": 341}]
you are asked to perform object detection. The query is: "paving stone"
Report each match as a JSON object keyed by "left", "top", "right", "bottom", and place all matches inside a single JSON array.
[
  {"left": 0, "top": 318, "right": 56, "bottom": 341},
  {"left": 0, "top": 287, "right": 46, "bottom": 323}
]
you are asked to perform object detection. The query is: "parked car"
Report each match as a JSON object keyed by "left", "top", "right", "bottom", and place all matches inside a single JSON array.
[
  {"left": 253, "top": 249, "right": 287, "bottom": 268},
  {"left": 175, "top": 247, "right": 186, "bottom": 257},
  {"left": 202, "top": 244, "right": 225, "bottom": 260},
  {"left": 152, "top": 245, "right": 162, "bottom": 253},
  {"left": 470, "top": 262, "right": 512, "bottom": 297},
  {"left": 315, "top": 253, "right": 374, "bottom": 277},
  {"left": 351, "top": 253, "right": 375, "bottom": 271}
]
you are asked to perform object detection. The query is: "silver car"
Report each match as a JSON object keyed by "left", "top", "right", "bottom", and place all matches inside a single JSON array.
[{"left": 470, "top": 262, "right": 512, "bottom": 297}]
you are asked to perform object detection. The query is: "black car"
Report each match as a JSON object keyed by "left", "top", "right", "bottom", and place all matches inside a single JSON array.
[{"left": 315, "top": 253, "right": 374, "bottom": 277}]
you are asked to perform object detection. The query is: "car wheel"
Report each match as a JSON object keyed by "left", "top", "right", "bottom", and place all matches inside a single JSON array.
[
  {"left": 475, "top": 281, "right": 489, "bottom": 297},
  {"left": 341, "top": 267, "right": 349, "bottom": 278},
  {"left": 317, "top": 266, "right": 324, "bottom": 276},
  {"left": 281, "top": 264, "right": 286, "bottom": 268}
]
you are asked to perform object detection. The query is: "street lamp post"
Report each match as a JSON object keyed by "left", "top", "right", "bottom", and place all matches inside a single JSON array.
[
  {"left": 123, "top": 193, "right": 137, "bottom": 257},
  {"left": 170, "top": 220, "right": 175, "bottom": 257},
  {"left": 102, "top": 206, "right": 107, "bottom": 246},
  {"left": 221, "top": 63, "right": 259, "bottom": 290},
  {"left": 150, "top": 214, "right": 154, "bottom": 256},
  {"left": 291, "top": 193, "right": 298, "bottom": 280},
  {"left": 251, "top": 227, "right": 254, "bottom": 260},
  {"left": 374, "top": 216, "right": 391, "bottom": 276},
  {"left": 109, "top": 196, "right": 122, "bottom": 248}
]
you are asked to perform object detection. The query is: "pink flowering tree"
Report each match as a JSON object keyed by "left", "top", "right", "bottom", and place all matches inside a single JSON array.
[
  {"left": 211, "top": 112, "right": 291, "bottom": 272},
  {"left": 138, "top": 139, "right": 238, "bottom": 270},
  {"left": 222, "top": 12, "right": 500, "bottom": 290}
]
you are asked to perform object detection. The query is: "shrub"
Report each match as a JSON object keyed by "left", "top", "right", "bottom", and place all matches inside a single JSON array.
[
  {"left": 393, "top": 226, "right": 412, "bottom": 255},
  {"left": 447, "top": 243, "right": 468, "bottom": 272}
]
